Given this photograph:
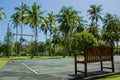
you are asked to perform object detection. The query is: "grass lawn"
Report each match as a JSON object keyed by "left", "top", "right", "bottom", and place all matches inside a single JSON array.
[
  {"left": 0, "top": 57, "right": 8, "bottom": 69},
  {"left": 92, "top": 74, "right": 120, "bottom": 80}
]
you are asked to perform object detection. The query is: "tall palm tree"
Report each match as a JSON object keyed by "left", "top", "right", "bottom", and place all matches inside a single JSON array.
[
  {"left": 48, "top": 12, "right": 56, "bottom": 42},
  {"left": 11, "top": 12, "right": 20, "bottom": 55},
  {"left": 0, "top": 7, "right": 6, "bottom": 21},
  {"left": 25, "top": 2, "right": 44, "bottom": 58},
  {"left": 87, "top": 5, "right": 103, "bottom": 27},
  {"left": 103, "top": 13, "right": 120, "bottom": 55},
  {"left": 13, "top": 2, "right": 28, "bottom": 56},
  {"left": 41, "top": 17, "right": 49, "bottom": 55},
  {"left": 57, "top": 6, "right": 80, "bottom": 56},
  {"left": 101, "top": 28, "right": 114, "bottom": 46},
  {"left": 52, "top": 27, "right": 61, "bottom": 51},
  {"left": 47, "top": 12, "right": 56, "bottom": 55},
  {"left": 41, "top": 17, "right": 49, "bottom": 42}
]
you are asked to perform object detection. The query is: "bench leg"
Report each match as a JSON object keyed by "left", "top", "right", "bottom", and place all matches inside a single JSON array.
[
  {"left": 100, "top": 61, "right": 103, "bottom": 71},
  {"left": 75, "top": 61, "right": 77, "bottom": 74},
  {"left": 84, "top": 63, "right": 87, "bottom": 77},
  {"left": 111, "top": 60, "right": 115, "bottom": 72}
]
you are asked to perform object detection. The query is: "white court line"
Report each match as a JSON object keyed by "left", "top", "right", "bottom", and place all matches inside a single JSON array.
[{"left": 21, "top": 63, "right": 40, "bottom": 75}]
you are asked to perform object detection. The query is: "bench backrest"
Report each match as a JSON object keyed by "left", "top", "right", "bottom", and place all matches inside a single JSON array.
[{"left": 84, "top": 46, "right": 113, "bottom": 62}]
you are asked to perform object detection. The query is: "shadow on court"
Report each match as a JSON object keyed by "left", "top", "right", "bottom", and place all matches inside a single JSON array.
[{"left": 0, "top": 56, "right": 120, "bottom": 80}]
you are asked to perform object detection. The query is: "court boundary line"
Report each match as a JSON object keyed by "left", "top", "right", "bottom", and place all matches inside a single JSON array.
[{"left": 21, "top": 63, "right": 40, "bottom": 75}]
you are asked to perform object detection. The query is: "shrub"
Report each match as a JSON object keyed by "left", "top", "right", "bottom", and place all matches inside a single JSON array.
[{"left": 72, "top": 31, "right": 98, "bottom": 54}]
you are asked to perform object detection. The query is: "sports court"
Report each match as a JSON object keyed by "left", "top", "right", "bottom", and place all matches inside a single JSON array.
[{"left": 0, "top": 56, "right": 120, "bottom": 80}]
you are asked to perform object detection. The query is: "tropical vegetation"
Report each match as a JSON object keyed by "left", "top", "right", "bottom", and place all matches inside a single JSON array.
[{"left": 0, "top": 2, "right": 120, "bottom": 58}]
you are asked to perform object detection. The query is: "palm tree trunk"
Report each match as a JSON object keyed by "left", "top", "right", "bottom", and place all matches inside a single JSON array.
[
  {"left": 116, "top": 41, "right": 119, "bottom": 55},
  {"left": 63, "top": 33, "right": 67, "bottom": 57},
  {"left": 49, "top": 30, "right": 52, "bottom": 56},
  {"left": 20, "top": 23, "right": 23, "bottom": 57},
  {"left": 69, "top": 28, "right": 73, "bottom": 56},
  {"left": 45, "top": 32, "right": 47, "bottom": 56},
  {"left": 16, "top": 26, "right": 18, "bottom": 56},
  {"left": 35, "top": 26, "right": 38, "bottom": 56}
]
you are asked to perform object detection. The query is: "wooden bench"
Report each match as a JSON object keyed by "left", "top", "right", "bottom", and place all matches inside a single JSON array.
[{"left": 74, "top": 46, "right": 115, "bottom": 76}]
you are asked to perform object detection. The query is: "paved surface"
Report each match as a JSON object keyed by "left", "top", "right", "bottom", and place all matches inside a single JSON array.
[{"left": 0, "top": 56, "right": 120, "bottom": 80}]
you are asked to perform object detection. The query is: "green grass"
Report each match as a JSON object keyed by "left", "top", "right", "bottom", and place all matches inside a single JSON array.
[
  {"left": 92, "top": 74, "right": 120, "bottom": 80},
  {"left": 0, "top": 57, "right": 8, "bottom": 69}
]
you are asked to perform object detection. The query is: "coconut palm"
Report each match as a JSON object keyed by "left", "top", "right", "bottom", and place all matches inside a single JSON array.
[
  {"left": 11, "top": 12, "right": 20, "bottom": 54},
  {"left": 0, "top": 7, "right": 6, "bottom": 21},
  {"left": 41, "top": 17, "right": 49, "bottom": 55},
  {"left": 57, "top": 6, "right": 80, "bottom": 56},
  {"left": 87, "top": 5, "right": 103, "bottom": 27},
  {"left": 103, "top": 13, "right": 120, "bottom": 55},
  {"left": 47, "top": 12, "right": 56, "bottom": 55},
  {"left": 47, "top": 12, "right": 56, "bottom": 42},
  {"left": 14, "top": 2, "right": 28, "bottom": 37},
  {"left": 87, "top": 22, "right": 99, "bottom": 38},
  {"left": 75, "top": 17, "right": 87, "bottom": 33},
  {"left": 24, "top": 2, "right": 44, "bottom": 58},
  {"left": 101, "top": 28, "right": 114, "bottom": 46},
  {"left": 52, "top": 27, "right": 61, "bottom": 52},
  {"left": 13, "top": 2, "right": 28, "bottom": 56}
]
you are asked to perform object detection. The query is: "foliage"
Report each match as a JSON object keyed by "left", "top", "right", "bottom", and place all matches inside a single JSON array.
[
  {"left": 72, "top": 31, "right": 98, "bottom": 54},
  {"left": 87, "top": 5, "right": 103, "bottom": 27},
  {"left": 102, "top": 13, "right": 120, "bottom": 54},
  {"left": 0, "top": 7, "right": 6, "bottom": 21},
  {"left": 38, "top": 42, "right": 45, "bottom": 55}
]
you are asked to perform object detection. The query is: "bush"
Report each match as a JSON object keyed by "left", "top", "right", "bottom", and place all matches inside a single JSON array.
[{"left": 72, "top": 31, "right": 98, "bottom": 54}]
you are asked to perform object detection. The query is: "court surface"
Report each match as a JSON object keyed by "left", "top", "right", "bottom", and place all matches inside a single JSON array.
[{"left": 0, "top": 56, "right": 120, "bottom": 80}]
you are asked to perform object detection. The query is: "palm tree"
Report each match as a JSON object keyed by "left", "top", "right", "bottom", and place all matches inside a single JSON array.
[
  {"left": 87, "top": 5, "right": 103, "bottom": 27},
  {"left": 87, "top": 22, "right": 99, "bottom": 38},
  {"left": 25, "top": 2, "right": 44, "bottom": 58},
  {"left": 103, "top": 13, "right": 120, "bottom": 55},
  {"left": 11, "top": 12, "right": 20, "bottom": 54},
  {"left": 52, "top": 27, "right": 61, "bottom": 53},
  {"left": 41, "top": 17, "right": 49, "bottom": 55},
  {"left": 48, "top": 12, "right": 56, "bottom": 42},
  {"left": 57, "top": 6, "right": 80, "bottom": 56},
  {"left": 13, "top": 2, "right": 28, "bottom": 56},
  {"left": 75, "top": 17, "right": 87, "bottom": 33},
  {"left": 101, "top": 28, "right": 114, "bottom": 46},
  {"left": 0, "top": 7, "right": 6, "bottom": 21},
  {"left": 47, "top": 12, "right": 56, "bottom": 56}
]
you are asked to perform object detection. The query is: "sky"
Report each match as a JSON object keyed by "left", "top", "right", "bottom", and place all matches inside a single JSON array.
[{"left": 0, "top": 0, "right": 120, "bottom": 43}]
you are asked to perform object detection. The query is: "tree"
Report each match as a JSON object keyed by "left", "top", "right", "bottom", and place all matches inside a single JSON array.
[
  {"left": 87, "top": 22, "right": 99, "bottom": 38},
  {"left": 38, "top": 42, "right": 45, "bottom": 56},
  {"left": 52, "top": 27, "right": 61, "bottom": 54},
  {"left": 87, "top": 5, "right": 103, "bottom": 27},
  {"left": 57, "top": 6, "right": 80, "bottom": 56},
  {"left": 12, "top": 2, "right": 28, "bottom": 56},
  {"left": 41, "top": 17, "right": 49, "bottom": 55},
  {"left": 75, "top": 17, "right": 87, "bottom": 33},
  {"left": 102, "top": 13, "right": 120, "bottom": 55},
  {"left": 0, "top": 7, "right": 6, "bottom": 21},
  {"left": 41, "top": 12, "right": 56, "bottom": 56},
  {"left": 4, "top": 24, "right": 13, "bottom": 57},
  {"left": 24, "top": 2, "right": 44, "bottom": 58},
  {"left": 72, "top": 31, "right": 98, "bottom": 54},
  {"left": 11, "top": 12, "right": 20, "bottom": 53}
]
